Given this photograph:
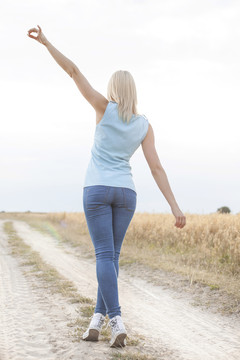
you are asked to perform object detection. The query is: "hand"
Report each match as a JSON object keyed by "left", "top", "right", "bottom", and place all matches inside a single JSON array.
[
  {"left": 171, "top": 206, "right": 186, "bottom": 229},
  {"left": 27, "top": 25, "right": 48, "bottom": 46}
]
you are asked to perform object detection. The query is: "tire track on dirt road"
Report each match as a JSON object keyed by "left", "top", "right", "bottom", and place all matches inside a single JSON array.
[{"left": 0, "top": 221, "right": 57, "bottom": 360}]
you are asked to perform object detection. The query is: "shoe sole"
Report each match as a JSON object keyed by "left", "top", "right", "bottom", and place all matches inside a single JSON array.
[
  {"left": 110, "top": 332, "right": 127, "bottom": 348},
  {"left": 82, "top": 328, "right": 99, "bottom": 341}
]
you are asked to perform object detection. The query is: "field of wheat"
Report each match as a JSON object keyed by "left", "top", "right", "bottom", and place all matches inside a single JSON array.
[{"left": 1, "top": 211, "right": 240, "bottom": 301}]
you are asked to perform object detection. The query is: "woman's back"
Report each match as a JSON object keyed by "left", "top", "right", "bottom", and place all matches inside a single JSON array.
[{"left": 83, "top": 101, "right": 149, "bottom": 192}]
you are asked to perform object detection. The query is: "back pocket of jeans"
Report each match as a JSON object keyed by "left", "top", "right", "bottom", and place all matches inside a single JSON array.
[{"left": 86, "top": 186, "right": 110, "bottom": 210}]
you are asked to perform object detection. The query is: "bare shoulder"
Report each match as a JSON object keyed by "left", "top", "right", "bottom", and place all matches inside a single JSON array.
[{"left": 141, "top": 122, "right": 153, "bottom": 145}]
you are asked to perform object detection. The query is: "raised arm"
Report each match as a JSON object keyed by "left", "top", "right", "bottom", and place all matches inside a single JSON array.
[
  {"left": 141, "top": 123, "right": 186, "bottom": 229},
  {"left": 27, "top": 25, "right": 108, "bottom": 114}
]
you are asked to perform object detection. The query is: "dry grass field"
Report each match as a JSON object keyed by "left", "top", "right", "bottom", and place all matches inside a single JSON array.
[
  {"left": 1, "top": 211, "right": 240, "bottom": 359},
  {"left": 1, "top": 211, "right": 239, "bottom": 304}
]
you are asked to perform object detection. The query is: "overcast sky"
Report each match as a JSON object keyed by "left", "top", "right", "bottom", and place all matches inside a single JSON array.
[{"left": 1, "top": 0, "right": 239, "bottom": 214}]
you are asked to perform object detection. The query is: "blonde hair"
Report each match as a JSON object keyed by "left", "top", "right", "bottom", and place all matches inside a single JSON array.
[{"left": 107, "top": 70, "right": 139, "bottom": 124}]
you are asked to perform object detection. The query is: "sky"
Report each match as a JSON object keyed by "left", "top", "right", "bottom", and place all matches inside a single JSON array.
[{"left": 0, "top": 0, "right": 239, "bottom": 214}]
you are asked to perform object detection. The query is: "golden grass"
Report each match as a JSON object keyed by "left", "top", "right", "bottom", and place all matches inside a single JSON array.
[{"left": 1, "top": 211, "right": 240, "bottom": 303}]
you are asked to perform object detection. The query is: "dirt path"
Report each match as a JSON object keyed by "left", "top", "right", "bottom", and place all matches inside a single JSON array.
[
  {"left": 0, "top": 220, "right": 118, "bottom": 360},
  {"left": 2, "top": 219, "right": 240, "bottom": 360},
  {"left": 0, "top": 221, "right": 68, "bottom": 359}
]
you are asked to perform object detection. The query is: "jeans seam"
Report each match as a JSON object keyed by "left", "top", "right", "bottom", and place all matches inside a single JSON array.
[
  {"left": 122, "top": 188, "right": 126, "bottom": 208},
  {"left": 86, "top": 188, "right": 90, "bottom": 204}
]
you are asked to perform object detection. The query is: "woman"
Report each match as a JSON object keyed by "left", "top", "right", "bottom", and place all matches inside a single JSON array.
[{"left": 27, "top": 25, "right": 186, "bottom": 348}]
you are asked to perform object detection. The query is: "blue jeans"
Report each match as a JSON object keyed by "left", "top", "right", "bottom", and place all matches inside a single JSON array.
[{"left": 83, "top": 185, "right": 137, "bottom": 319}]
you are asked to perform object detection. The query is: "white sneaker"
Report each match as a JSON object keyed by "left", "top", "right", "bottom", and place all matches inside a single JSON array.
[
  {"left": 106, "top": 315, "right": 127, "bottom": 347},
  {"left": 82, "top": 313, "right": 106, "bottom": 341}
]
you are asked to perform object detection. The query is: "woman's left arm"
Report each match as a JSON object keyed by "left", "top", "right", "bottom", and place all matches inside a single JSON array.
[{"left": 27, "top": 25, "right": 107, "bottom": 113}]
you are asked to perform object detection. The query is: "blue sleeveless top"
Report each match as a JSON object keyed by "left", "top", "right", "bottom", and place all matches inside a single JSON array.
[{"left": 83, "top": 101, "right": 149, "bottom": 193}]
